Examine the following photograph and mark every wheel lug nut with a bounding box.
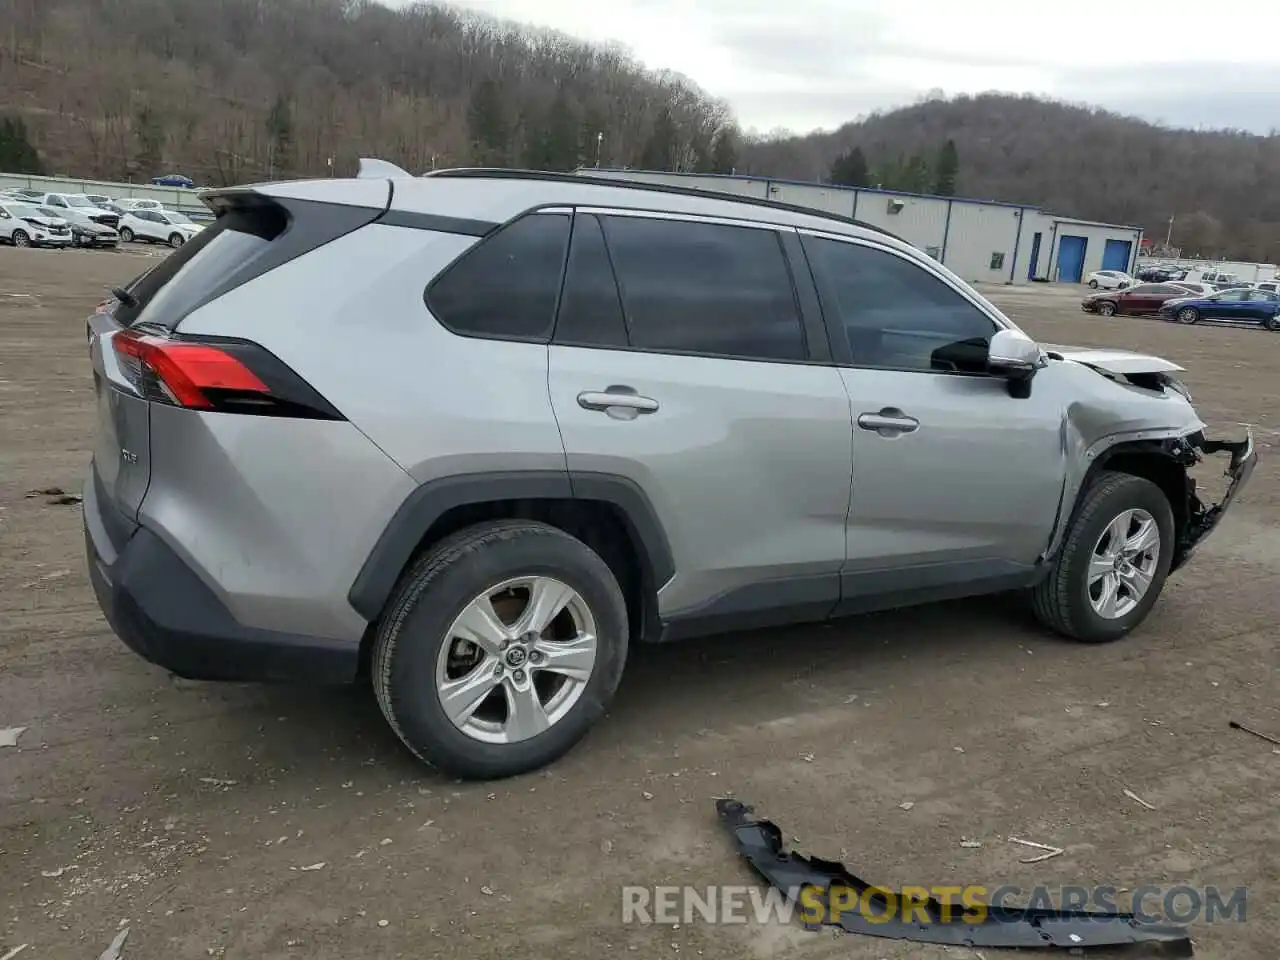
[529,650,543,663]
[493,664,503,677]
[513,669,526,683]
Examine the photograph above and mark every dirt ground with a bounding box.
[0,248,1276,960]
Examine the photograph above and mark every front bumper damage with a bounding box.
[1171,427,1256,571]
[716,799,1193,954]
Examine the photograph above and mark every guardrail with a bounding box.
[0,172,216,220]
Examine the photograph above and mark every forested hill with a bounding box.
[740,94,1280,262]
[0,0,737,185]
[3,2,1276,260]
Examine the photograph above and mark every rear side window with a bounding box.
[598,215,806,361]
[428,213,570,341]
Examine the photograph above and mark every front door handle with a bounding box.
[577,387,660,415]
[857,408,919,436]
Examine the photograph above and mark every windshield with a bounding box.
[65,195,94,207]
[165,212,194,225]
[8,204,42,218]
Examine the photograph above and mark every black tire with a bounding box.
[372,519,629,779]
[1030,471,1175,643]
[12,229,30,248]
[168,233,185,248]
[119,227,134,242]
[1098,301,1117,317]
[1264,314,1280,331]
[1176,306,1199,325]
[1089,279,1099,288]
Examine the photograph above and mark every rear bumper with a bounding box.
[84,468,360,684]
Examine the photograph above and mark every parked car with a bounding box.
[46,207,120,248]
[117,209,203,247]
[110,198,164,214]
[33,193,120,232]
[1087,270,1132,290]
[84,194,114,208]
[1081,283,1192,317]
[1159,288,1280,329]
[1136,266,1186,283]
[1169,281,1214,297]
[1250,280,1280,295]
[0,201,73,247]
[150,174,195,188]
[83,164,1257,779]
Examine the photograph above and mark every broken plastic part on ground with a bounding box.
[714,799,1193,955]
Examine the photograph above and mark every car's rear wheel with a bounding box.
[1089,279,1099,288]
[372,519,629,779]
[1030,471,1174,643]
[119,227,134,242]
[1098,301,1117,316]
[1176,306,1199,324]
[168,233,185,248]
[11,230,30,248]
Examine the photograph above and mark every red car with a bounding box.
[1081,282,1192,317]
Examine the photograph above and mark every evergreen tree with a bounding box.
[709,126,738,174]
[829,146,869,187]
[133,104,166,175]
[266,95,294,177]
[639,107,678,171]
[0,117,43,174]
[468,78,509,166]
[933,138,959,196]
[522,93,580,171]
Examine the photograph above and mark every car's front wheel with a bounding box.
[1264,314,1280,331]
[1030,471,1174,643]
[373,520,629,779]
[1176,306,1199,324]
[1098,301,1117,316]
[11,230,30,248]
[168,233,185,248]
[118,228,134,242]
[1089,279,1099,289]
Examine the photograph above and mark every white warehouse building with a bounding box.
[579,169,1144,287]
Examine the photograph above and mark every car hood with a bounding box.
[23,216,68,228]
[1043,344,1185,375]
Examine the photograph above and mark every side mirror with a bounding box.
[987,329,1042,387]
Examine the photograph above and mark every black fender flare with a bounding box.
[346,470,676,623]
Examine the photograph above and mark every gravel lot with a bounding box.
[1,248,1276,959]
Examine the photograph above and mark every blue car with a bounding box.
[150,174,195,188]
[1158,287,1280,330]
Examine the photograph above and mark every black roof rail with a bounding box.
[424,167,901,241]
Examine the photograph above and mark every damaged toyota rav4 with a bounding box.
[83,163,1257,779]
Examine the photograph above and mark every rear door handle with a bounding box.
[577,388,660,414]
[857,408,919,435]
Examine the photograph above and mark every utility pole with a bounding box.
[1165,215,1175,248]
[595,131,603,168]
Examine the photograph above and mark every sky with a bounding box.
[392,0,1280,136]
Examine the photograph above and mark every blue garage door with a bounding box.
[1057,235,1087,283]
[1102,238,1132,273]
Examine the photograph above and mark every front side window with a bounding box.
[427,213,570,341]
[597,215,807,362]
[802,236,998,373]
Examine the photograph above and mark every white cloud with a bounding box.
[386,0,1280,133]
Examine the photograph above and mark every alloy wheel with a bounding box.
[434,576,598,744]
[1088,508,1160,619]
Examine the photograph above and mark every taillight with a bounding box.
[110,330,343,420]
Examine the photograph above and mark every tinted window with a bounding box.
[1128,284,1159,294]
[428,213,569,340]
[119,205,288,328]
[1148,284,1181,294]
[1216,289,1247,301]
[599,216,806,361]
[802,236,997,373]
[554,214,628,348]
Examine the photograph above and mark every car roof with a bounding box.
[373,167,919,255]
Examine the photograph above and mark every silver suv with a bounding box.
[84,163,1256,779]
